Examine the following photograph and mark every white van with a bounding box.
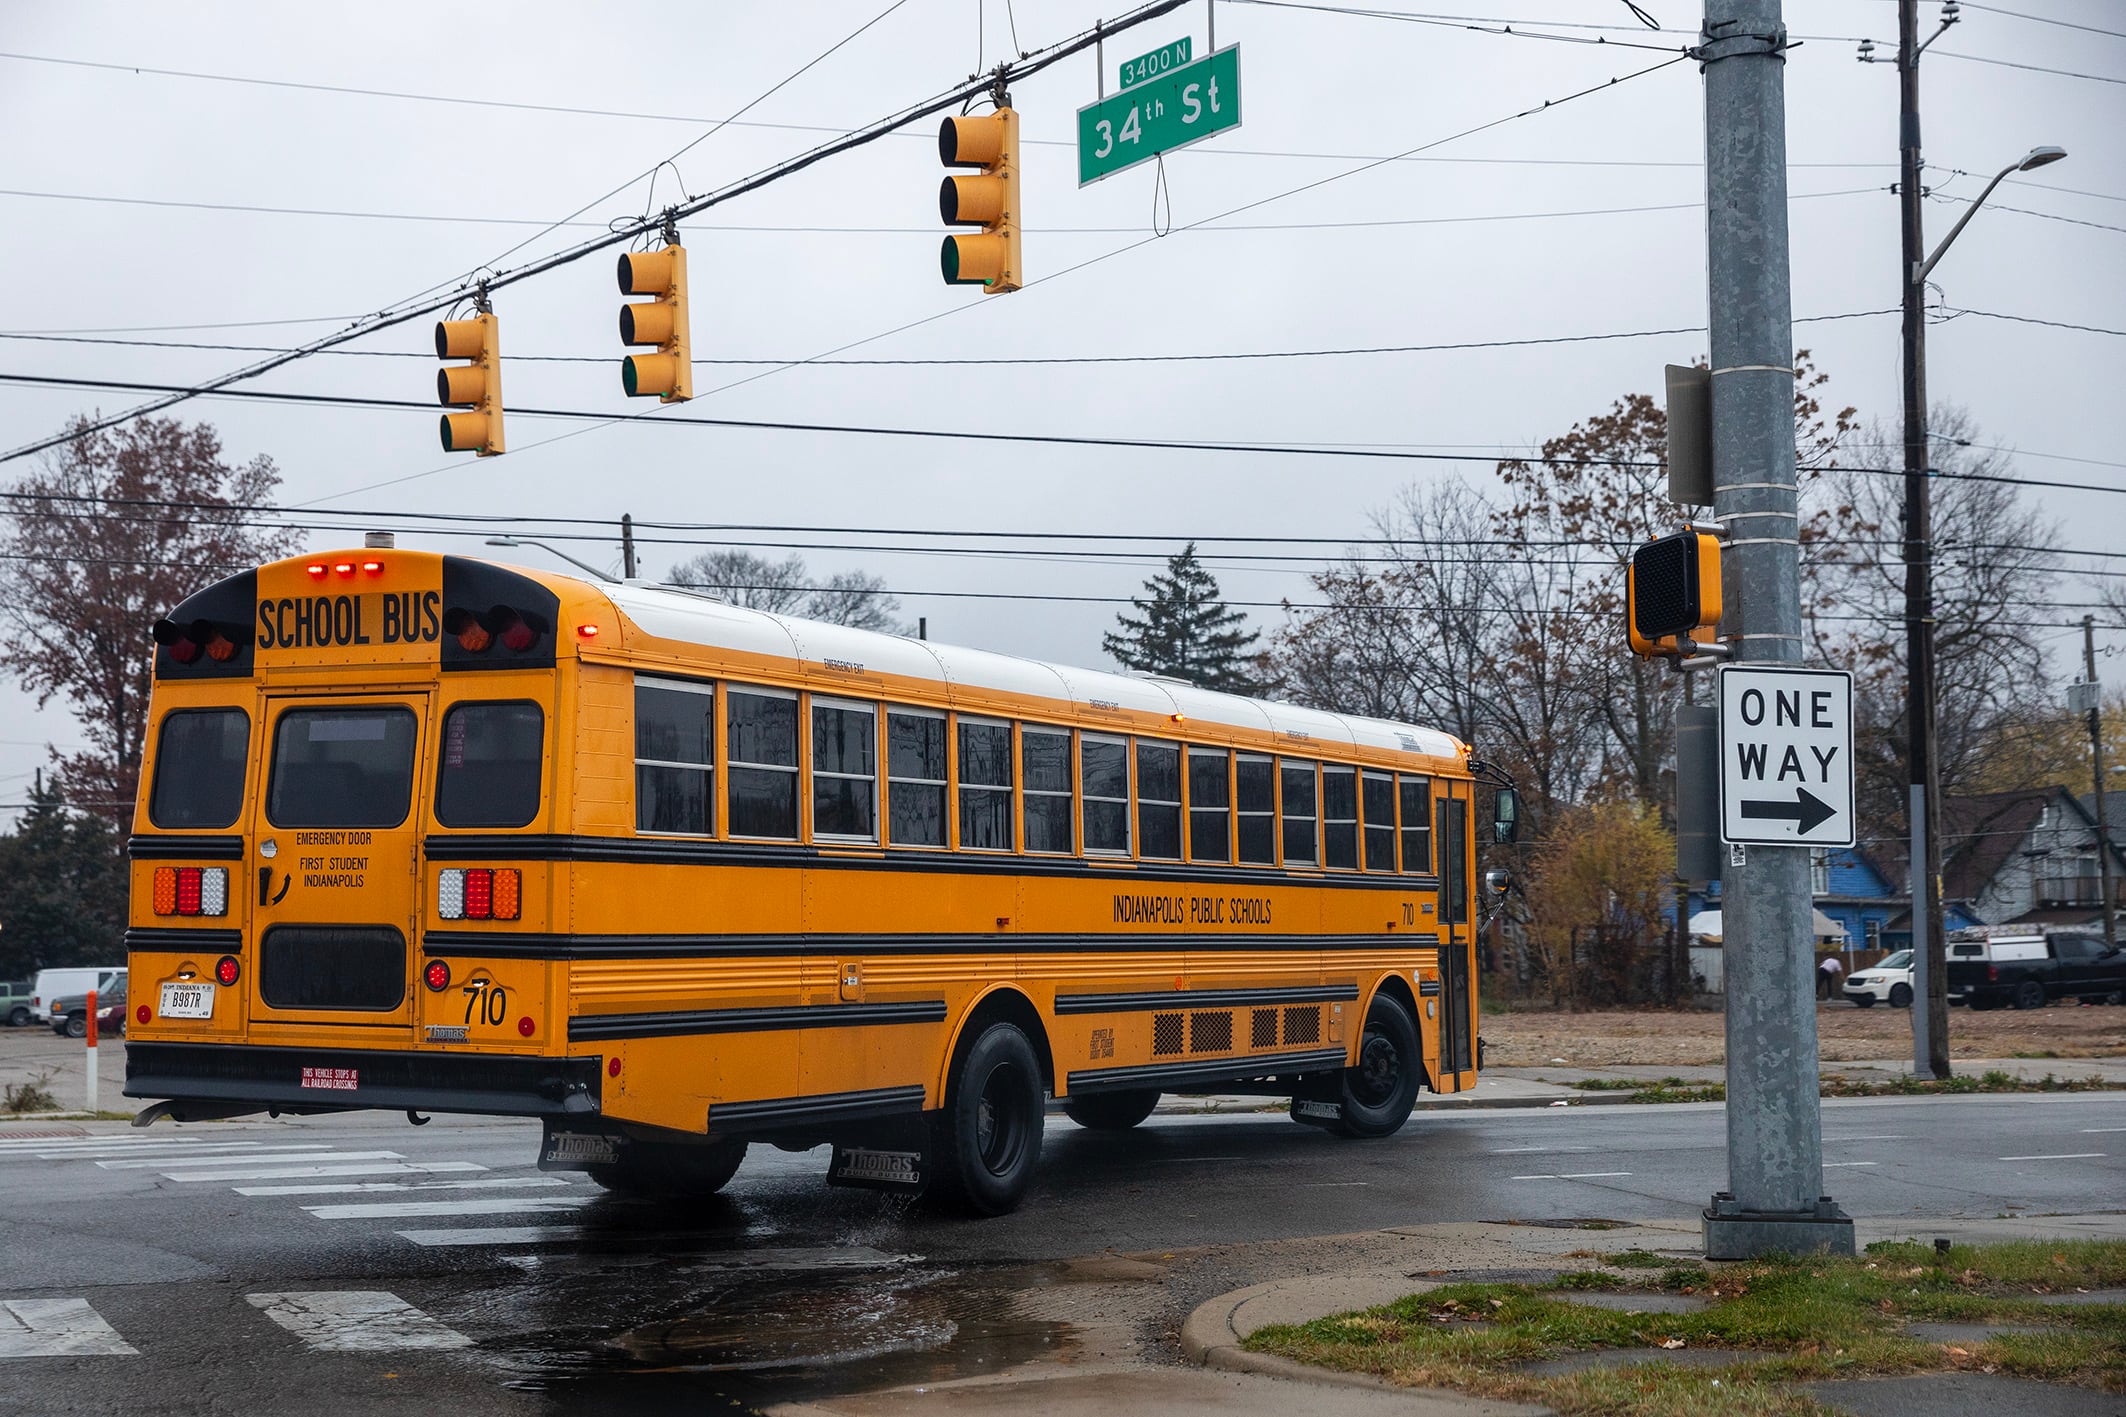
[29,967,126,1025]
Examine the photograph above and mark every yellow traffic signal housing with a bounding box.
[939,107,1021,293]
[435,312,504,456]
[1627,530,1722,658]
[618,244,692,402]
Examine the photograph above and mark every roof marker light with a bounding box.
[361,560,385,575]
[333,562,356,577]
[577,623,599,639]
[306,563,328,579]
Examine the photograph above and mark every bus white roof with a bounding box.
[601,579,1466,763]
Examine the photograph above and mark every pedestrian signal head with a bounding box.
[435,312,504,456]
[1627,530,1722,658]
[938,108,1021,293]
[617,243,691,402]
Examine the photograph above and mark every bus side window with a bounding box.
[958,718,1013,850]
[1362,770,1396,873]
[1081,734,1130,854]
[812,697,877,842]
[1322,765,1358,869]
[1188,748,1231,863]
[438,701,544,829]
[635,678,714,835]
[1136,741,1181,860]
[1399,775,1432,874]
[728,686,799,840]
[1022,726,1074,854]
[887,708,946,847]
[1236,755,1275,864]
[1279,759,1318,866]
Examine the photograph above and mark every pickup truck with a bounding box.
[1947,933,2126,1010]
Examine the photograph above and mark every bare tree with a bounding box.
[665,549,907,633]
[0,416,300,823]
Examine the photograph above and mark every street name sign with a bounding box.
[1077,44,1241,185]
[1718,665,1856,848]
[1119,37,1191,89]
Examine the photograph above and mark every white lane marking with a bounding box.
[1998,1152,2106,1162]
[397,1226,584,1247]
[1303,1181,1371,1188]
[246,1292,471,1352]
[237,1176,572,1198]
[303,1195,594,1221]
[1490,1146,1591,1154]
[2080,1128,2126,1134]
[1511,1171,1631,1181]
[167,1162,486,1183]
[0,1136,204,1152]
[1823,1161,1879,1168]
[1828,1135,1907,1142]
[0,1298,138,1357]
[1152,1156,1244,1163]
[96,1147,342,1169]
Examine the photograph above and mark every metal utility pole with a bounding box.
[1897,0,1951,1080]
[2084,616,2119,951]
[1699,0,1852,1259]
[621,513,638,580]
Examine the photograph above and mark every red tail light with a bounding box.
[425,960,453,991]
[1987,964,1998,982]
[153,866,228,917]
[517,1016,535,1037]
[463,869,493,919]
[135,1004,151,1025]
[175,869,203,915]
[215,955,241,987]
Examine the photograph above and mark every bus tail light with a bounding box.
[438,868,520,921]
[152,867,228,917]
[425,960,452,991]
[517,1016,535,1037]
[215,955,241,987]
[135,1004,151,1026]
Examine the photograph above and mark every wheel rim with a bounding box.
[974,1061,1030,1176]
[1350,1028,1403,1109]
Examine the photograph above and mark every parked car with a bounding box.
[28,966,126,1026]
[49,978,126,1040]
[1947,933,2126,1011]
[2,980,31,1028]
[1843,949,1915,1008]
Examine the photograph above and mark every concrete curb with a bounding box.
[1178,1280,1406,1393]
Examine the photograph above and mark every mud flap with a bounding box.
[1290,1097,1344,1130]
[538,1121,625,1172]
[825,1116,931,1194]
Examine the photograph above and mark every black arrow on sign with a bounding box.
[1740,787,1837,834]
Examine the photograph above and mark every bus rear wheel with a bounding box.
[587,1138,747,1199]
[1335,993,1422,1139]
[1063,1089,1159,1131]
[934,1021,1045,1216]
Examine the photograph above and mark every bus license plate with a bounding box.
[159,982,216,1019]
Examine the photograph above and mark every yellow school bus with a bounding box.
[124,545,1514,1213]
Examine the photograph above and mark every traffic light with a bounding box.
[435,310,504,456]
[939,107,1021,293]
[617,244,692,402]
[1627,530,1723,658]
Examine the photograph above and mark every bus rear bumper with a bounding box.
[124,1042,602,1120]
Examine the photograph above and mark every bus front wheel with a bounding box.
[934,1021,1045,1216]
[587,1138,747,1199]
[1335,994,1422,1139]
[1063,1089,1159,1131]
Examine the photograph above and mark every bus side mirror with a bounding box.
[1484,868,1511,897]
[1493,788,1520,845]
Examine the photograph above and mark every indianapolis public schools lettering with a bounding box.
[1113,893,1274,925]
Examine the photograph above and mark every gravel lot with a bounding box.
[1481,999,2126,1067]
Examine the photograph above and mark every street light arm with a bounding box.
[1913,161,2016,285]
[483,536,616,582]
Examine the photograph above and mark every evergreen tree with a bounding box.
[1102,543,1264,694]
[0,773,125,979]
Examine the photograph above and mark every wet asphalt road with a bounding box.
[1,1091,2121,1415]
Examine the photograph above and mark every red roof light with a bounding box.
[306,563,328,579]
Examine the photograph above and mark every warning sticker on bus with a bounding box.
[300,1066,359,1091]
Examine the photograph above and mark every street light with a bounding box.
[1898,117,2068,1079]
[484,536,615,582]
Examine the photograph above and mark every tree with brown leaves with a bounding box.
[0,416,301,825]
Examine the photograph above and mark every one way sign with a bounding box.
[1718,665,1855,848]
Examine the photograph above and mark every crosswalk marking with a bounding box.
[235,1176,572,1198]
[95,1146,341,1170]
[0,1299,137,1357]
[397,1226,585,1247]
[246,1292,471,1352]
[303,1195,593,1221]
[166,1161,486,1183]
[0,1135,188,1152]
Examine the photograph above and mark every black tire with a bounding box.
[1062,1089,1159,1131]
[6,1005,27,1028]
[586,1138,746,1199]
[934,1021,1045,1216]
[2013,979,2047,1011]
[63,1014,85,1039]
[1850,994,1876,1009]
[1888,983,1913,1009]
[1335,993,1423,1139]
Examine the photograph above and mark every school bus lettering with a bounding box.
[129,547,1495,1218]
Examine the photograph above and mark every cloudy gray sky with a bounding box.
[0,0,2119,811]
